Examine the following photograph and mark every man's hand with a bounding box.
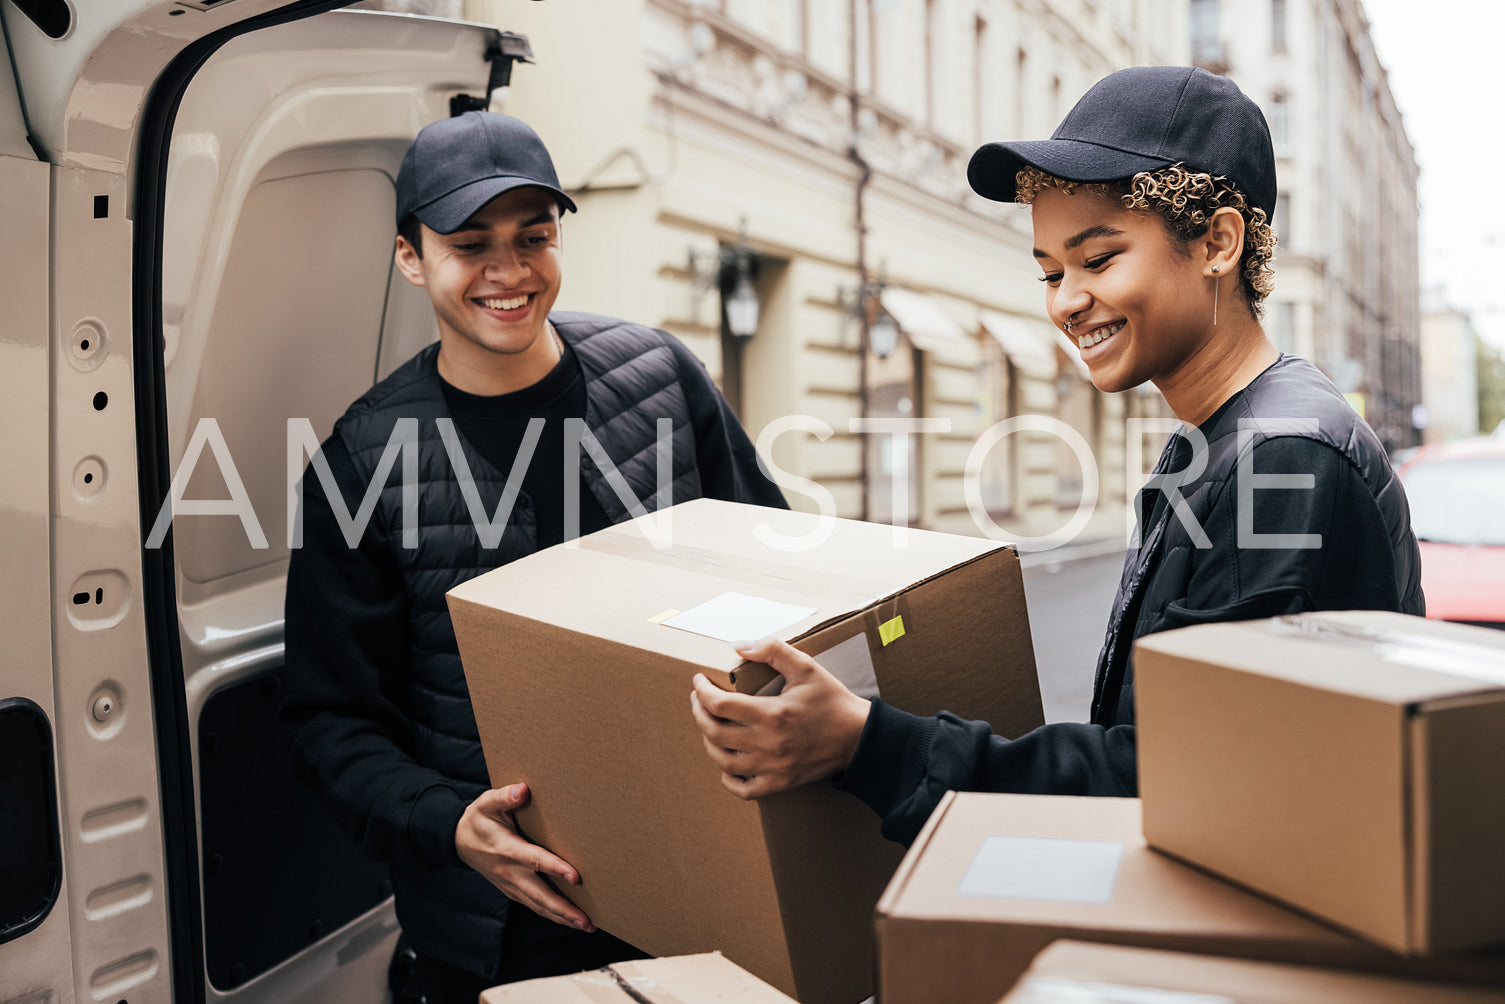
[455,783,594,932]
[690,637,872,800]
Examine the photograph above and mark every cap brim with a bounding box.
[415,175,579,233]
[968,139,1174,203]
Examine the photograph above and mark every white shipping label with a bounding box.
[757,631,881,700]
[957,835,1123,904]
[661,591,817,644]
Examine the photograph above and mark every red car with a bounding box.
[1398,437,1505,628]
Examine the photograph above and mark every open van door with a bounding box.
[0,3,523,1001]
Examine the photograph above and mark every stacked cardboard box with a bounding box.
[479,953,797,1003]
[1136,611,1505,953]
[449,499,1045,1004]
[999,941,1505,1003]
[875,792,1505,1004]
[877,613,1505,1002]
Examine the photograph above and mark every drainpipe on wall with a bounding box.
[849,0,873,522]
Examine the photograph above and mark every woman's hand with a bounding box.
[690,637,872,800]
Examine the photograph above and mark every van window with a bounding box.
[0,698,62,944]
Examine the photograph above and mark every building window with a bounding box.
[785,0,807,57]
[866,343,923,528]
[974,15,989,144]
[1272,301,1297,354]
[977,343,1016,515]
[1190,0,1223,68]
[1055,362,1097,509]
[926,0,941,128]
[1269,93,1289,155]
[1271,0,1287,53]
[1275,192,1291,249]
[1015,47,1028,136]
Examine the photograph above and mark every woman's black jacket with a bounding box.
[834,355,1425,846]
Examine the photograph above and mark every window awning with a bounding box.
[880,287,968,353]
[979,310,1056,375]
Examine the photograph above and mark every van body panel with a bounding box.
[4,2,507,1001]
[0,152,77,1004]
[161,10,489,1004]
[51,160,179,1004]
[3,0,314,174]
[0,39,31,157]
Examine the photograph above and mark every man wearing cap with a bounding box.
[689,66,1420,845]
[281,112,785,1002]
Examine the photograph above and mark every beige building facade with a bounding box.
[1192,0,1422,453]
[455,0,1186,545]
[1419,297,1481,444]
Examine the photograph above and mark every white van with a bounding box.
[0,3,530,1001]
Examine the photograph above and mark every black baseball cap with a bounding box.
[395,111,577,234]
[968,66,1276,222]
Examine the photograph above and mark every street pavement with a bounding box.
[1021,547,1128,723]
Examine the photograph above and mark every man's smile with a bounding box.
[474,293,534,316]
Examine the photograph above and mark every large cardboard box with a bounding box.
[479,953,797,1003]
[874,793,1505,1004]
[1135,611,1505,955]
[448,499,1044,1004]
[1000,941,1505,1003]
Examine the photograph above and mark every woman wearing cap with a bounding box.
[690,66,1423,845]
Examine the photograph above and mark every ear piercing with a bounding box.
[1211,266,1220,325]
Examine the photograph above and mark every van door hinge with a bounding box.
[450,32,534,116]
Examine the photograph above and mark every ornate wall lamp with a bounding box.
[690,219,760,340]
[839,280,898,359]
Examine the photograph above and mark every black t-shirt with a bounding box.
[439,340,612,547]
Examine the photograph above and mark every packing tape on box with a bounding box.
[557,967,692,1004]
[557,970,631,1004]
[1013,976,1235,1004]
[1273,615,1505,686]
[579,532,883,609]
[608,967,690,1004]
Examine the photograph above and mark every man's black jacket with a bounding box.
[281,314,786,978]
[835,355,1424,845]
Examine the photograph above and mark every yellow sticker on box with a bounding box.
[879,615,906,646]
[647,609,681,624]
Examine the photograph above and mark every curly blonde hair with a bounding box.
[1015,164,1276,318]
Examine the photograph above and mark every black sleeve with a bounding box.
[667,337,788,509]
[835,705,1137,845]
[280,437,473,870]
[833,437,1393,846]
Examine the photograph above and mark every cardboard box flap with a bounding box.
[596,499,1004,592]
[1135,612,1505,706]
[881,795,1356,949]
[479,953,799,1003]
[609,953,799,1003]
[1409,698,1505,952]
[448,500,1011,673]
[1009,941,1505,1004]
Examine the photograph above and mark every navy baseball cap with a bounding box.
[968,66,1277,222]
[395,112,577,234]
